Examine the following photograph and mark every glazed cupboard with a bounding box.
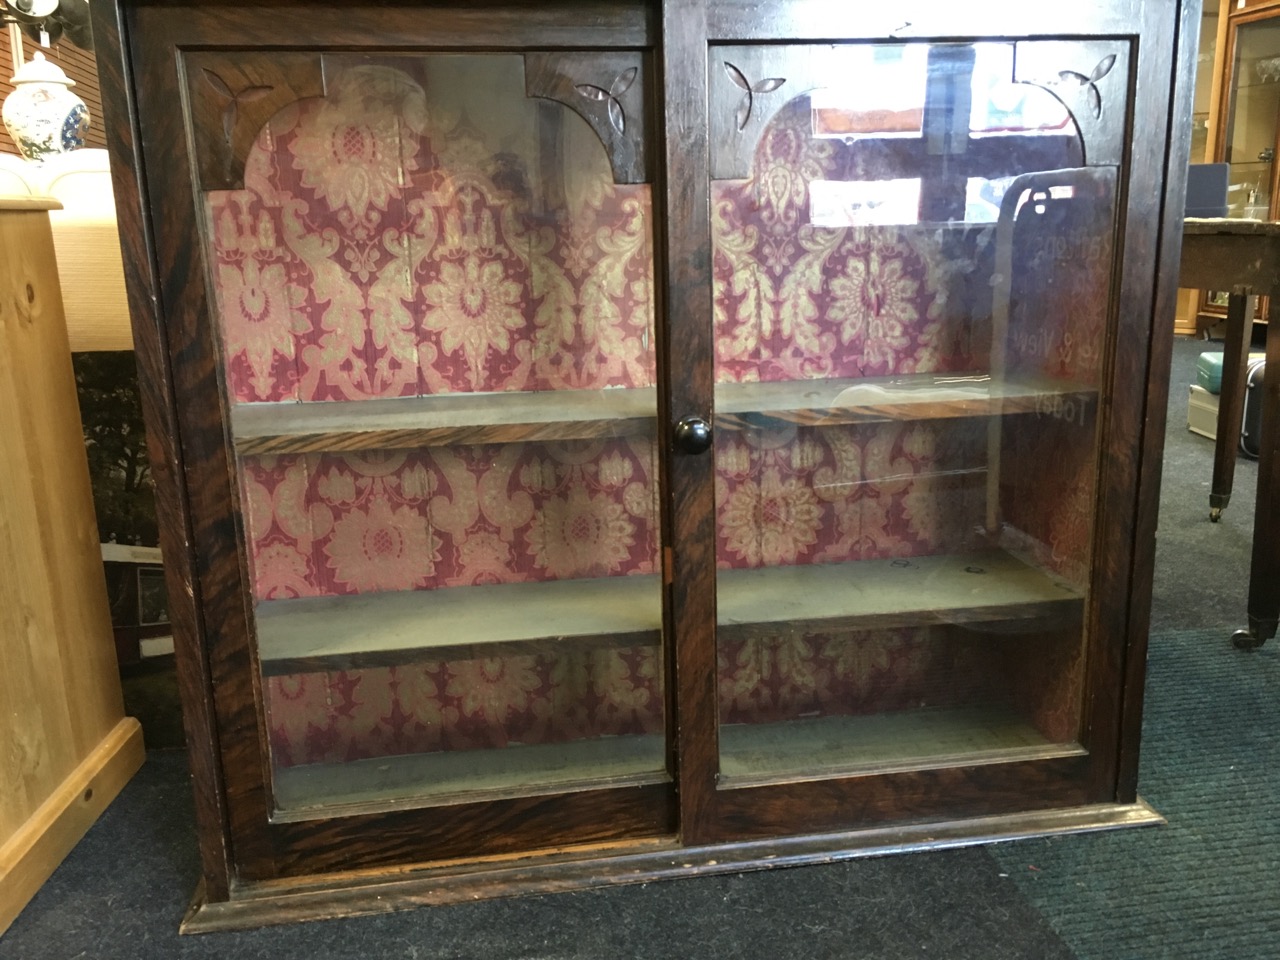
[92,0,1196,929]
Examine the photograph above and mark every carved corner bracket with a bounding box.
[711,47,813,181]
[524,52,650,185]
[184,52,325,192]
[1014,40,1131,168]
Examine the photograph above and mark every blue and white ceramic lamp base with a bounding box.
[2,52,90,162]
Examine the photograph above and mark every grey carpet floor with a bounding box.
[1151,337,1258,634]
[0,750,1073,959]
[992,628,1280,959]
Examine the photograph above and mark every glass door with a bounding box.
[706,41,1121,790]
[1223,16,1280,220]
[194,52,667,818]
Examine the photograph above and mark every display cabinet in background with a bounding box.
[93,0,1197,931]
[1191,4,1222,165]
[1194,0,1280,330]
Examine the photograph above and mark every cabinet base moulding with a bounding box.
[180,798,1162,934]
[0,718,146,934]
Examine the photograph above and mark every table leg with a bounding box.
[1234,290,1280,650]
[1210,291,1253,521]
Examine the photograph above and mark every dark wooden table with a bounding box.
[1180,219,1280,648]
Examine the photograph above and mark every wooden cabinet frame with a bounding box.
[91,0,1197,931]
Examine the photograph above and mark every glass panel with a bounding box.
[1226,18,1280,218]
[1191,9,1220,164]
[198,54,664,816]
[712,42,1116,784]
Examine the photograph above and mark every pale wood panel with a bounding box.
[0,718,143,934]
[1174,287,1201,335]
[0,197,60,211]
[0,204,131,839]
[256,574,663,674]
[0,461,73,838]
[273,733,667,819]
[716,373,1096,428]
[0,152,135,350]
[717,549,1082,639]
[232,388,658,454]
[0,207,132,900]
[718,706,1084,787]
[0,208,123,748]
[0,209,83,834]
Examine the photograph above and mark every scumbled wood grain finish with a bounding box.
[96,0,1190,918]
[181,799,1162,933]
[658,0,719,846]
[715,375,1097,430]
[129,12,286,880]
[708,753,1097,842]
[109,0,677,891]
[266,783,675,877]
[700,0,1169,838]
[91,0,238,902]
[230,388,658,454]
[228,375,1095,455]
[135,1,655,51]
[1074,0,1187,805]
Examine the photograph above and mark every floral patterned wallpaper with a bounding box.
[711,100,1002,385]
[242,440,660,600]
[208,62,655,405]
[203,60,1107,781]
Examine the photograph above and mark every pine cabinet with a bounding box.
[93,0,1196,931]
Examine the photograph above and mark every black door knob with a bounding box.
[673,416,713,455]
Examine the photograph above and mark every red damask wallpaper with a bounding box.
[204,60,1107,777]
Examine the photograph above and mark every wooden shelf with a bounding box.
[716,549,1081,639]
[255,549,1075,676]
[231,387,658,455]
[230,374,1095,456]
[272,704,1078,817]
[715,373,1095,430]
[718,705,1083,787]
[271,733,668,820]
[255,574,662,676]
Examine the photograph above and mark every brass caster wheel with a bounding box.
[1210,507,1223,523]
[1232,628,1264,650]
